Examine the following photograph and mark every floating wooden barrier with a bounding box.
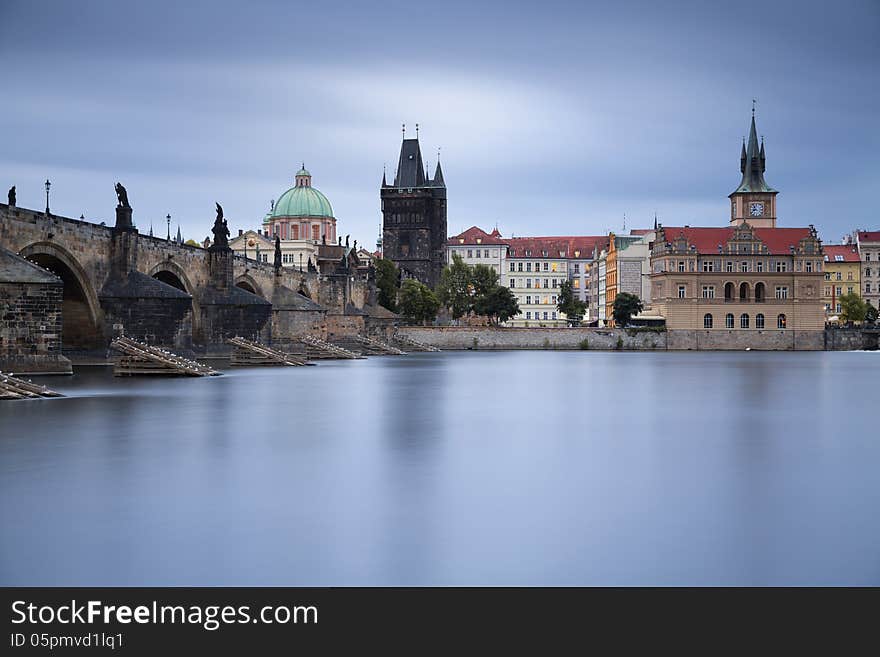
[351,335,407,356]
[110,336,221,377]
[0,371,64,400]
[300,335,363,360]
[392,334,441,352]
[227,336,310,366]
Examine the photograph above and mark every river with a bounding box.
[1,351,878,585]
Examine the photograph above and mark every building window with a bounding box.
[518,262,523,272]
[867,283,872,294]
[866,268,872,278]
[726,261,733,272]
[509,262,515,271]
[836,286,842,296]
[836,303,841,313]
[775,286,789,299]
[725,313,734,329]
[574,263,580,273]
[509,279,515,288]
[702,285,715,299]
[543,279,549,288]
[526,295,531,305]
[756,313,765,329]
[526,279,531,288]
[740,313,749,329]
[552,295,557,304]
[806,261,813,273]
[485,250,489,258]
[755,282,765,302]
[678,261,685,272]
[847,271,853,281]
[702,261,715,272]
[543,312,549,320]
[704,313,713,329]
[526,263,531,272]
[543,262,549,271]
[573,279,580,289]
[552,312,557,320]
[757,260,764,272]
[777,314,787,329]
[836,272,842,281]
[824,272,831,280]
[848,287,854,294]
[678,285,686,298]
[526,312,531,320]
[740,261,748,272]
[724,282,735,301]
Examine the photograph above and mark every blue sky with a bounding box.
[1,0,877,246]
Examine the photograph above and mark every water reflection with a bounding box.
[1,353,878,585]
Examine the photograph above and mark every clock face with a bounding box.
[750,202,764,217]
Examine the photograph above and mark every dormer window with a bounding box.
[476,238,482,244]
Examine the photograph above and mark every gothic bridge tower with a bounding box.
[380,125,447,288]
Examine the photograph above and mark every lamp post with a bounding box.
[166,214,171,241]
[44,179,51,214]
[299,253,303,272]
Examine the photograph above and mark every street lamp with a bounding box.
[166,214,171,241]
[299,253,303,272]
[44,179,51,214]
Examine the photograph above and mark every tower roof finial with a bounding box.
[752,98,756,116]
[402,122,406,137]
[415,123,419,138]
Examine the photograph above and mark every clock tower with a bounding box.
[729,107,777,228]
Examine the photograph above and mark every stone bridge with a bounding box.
[1,201,388,364]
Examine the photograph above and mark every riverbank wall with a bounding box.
[394,326,850,351]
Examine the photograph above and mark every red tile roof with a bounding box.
[857,231,880,242]
[823,244,860,262]
[660,226,814,255]
[507,236,606,259]
[447,226,508,246]
[629,229,654,236]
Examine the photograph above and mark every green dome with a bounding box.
[271,184,333,219]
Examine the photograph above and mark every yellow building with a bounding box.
[822,244,861,318]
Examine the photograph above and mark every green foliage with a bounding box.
[436,254,519,324]
[557,280,587,325]
[579,338,590,350]
[473,285,520,325]
[866,301,878,324]
[615,336,624,350]
[398,279,440,324]
[839,292,867,323]
[436,254,473,319]
[612,292,644,328]
[184,239,201,247]
[375,258,399,313]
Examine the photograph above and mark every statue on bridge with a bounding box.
[273,235,282,271]
[211,202,230,249]
[115,182,131,209]
[7,186,15,206]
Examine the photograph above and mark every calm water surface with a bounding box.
[1,351,878,585]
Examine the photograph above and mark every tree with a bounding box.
[839,292,867,323]
[474,285,520,325]
[612,292,643,327]
[436,254,473,319]
[557,279,587,325]
[184,239,201,248]
[471,264,499,298]
[866,301,878,325]
[375,258,399,313]
[398,279,440,324]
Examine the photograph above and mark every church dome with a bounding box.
[270,166,334,219]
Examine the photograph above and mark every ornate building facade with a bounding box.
[649,111,825,345]
[381,129,447,288]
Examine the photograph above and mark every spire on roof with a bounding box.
[392,130,426,187]
[432,159,445,187]
[653,213,658,230]
[732,105,775,194]
[176,225,182,244]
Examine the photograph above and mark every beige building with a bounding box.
[821,244,861,318]
[856,231,880,309]
[650,110,825,339]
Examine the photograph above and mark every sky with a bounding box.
[1,0,878,246]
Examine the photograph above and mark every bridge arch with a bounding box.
[147,260,200,329]
[234,274,266,299]
[19,242,103,350]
